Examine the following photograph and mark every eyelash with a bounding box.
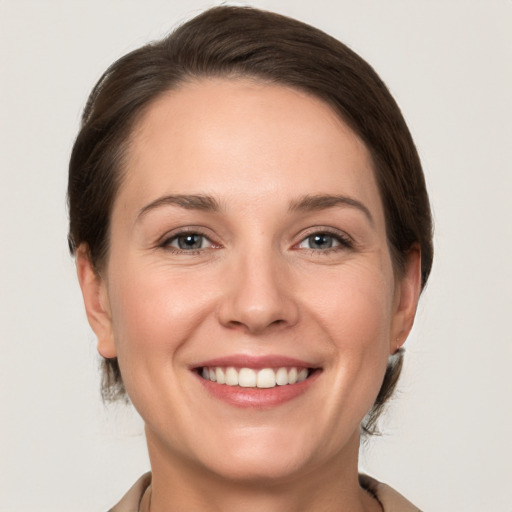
[158,228,354,255]
[159,229,217,255]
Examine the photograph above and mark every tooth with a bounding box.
[288,367,298,384]
[276,367,288,386]
[202,365,307,387]
[238,368,257,387]
[225,367,238,386]
[257,368,276,388]
[215,367,226,384]
[297,368,308,382]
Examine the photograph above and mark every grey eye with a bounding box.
[170,234,209,250]
[300,233,339,250]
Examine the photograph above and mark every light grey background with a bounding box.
[1,1,511,510]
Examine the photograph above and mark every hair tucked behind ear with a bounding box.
[100,358,127,402]
[362,349,404,436]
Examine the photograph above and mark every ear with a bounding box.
[390,244,422,354]
[76,245,117,359]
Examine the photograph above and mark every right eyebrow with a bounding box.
[136,194,222,222]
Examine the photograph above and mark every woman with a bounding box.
[69,6,432,511]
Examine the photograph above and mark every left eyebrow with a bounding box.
[288,194,374,225]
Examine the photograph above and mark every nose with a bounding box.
[217,250,299,335]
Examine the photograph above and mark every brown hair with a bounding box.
[68,6,433,434]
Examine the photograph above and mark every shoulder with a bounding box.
[108,473,151,512]
[359,474,423,512]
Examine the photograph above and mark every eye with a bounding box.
[165,233,212,251]
[297,231,351,251]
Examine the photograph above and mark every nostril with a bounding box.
[227,320,245,329]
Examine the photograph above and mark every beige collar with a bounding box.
[109,472,422,512]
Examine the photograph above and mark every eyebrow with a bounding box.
[136,192,373,225]
[137,194,222,221]
[288,194,374,225]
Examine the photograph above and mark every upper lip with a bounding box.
[191,354,319,370]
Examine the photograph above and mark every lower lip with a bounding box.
[195,371,320,409]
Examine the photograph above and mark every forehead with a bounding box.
[117,78,383,224]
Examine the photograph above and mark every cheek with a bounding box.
[306,262,395,407]
[306,258,395,345]
[322,286,392,379]
[107,263,217,370]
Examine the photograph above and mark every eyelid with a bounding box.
[297,226,353,242]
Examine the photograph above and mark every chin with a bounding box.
[188,423,330,485]
[202,449,309,484]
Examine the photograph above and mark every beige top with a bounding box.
[108,473,422,512]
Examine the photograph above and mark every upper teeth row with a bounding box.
[201,367,309,388]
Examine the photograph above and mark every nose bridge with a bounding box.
[218,238,298,333]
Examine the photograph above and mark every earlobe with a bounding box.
[75,245,117,359]
[391,245,422,354]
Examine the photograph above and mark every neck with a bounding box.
[144,430,381,512]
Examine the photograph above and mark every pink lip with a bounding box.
[191,354,317,370]
[191,354,321,409]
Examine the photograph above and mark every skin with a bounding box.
[77,78,421,512]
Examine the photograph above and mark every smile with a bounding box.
[200,366,310,388]
[193,356,320,407]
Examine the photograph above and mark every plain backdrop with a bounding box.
[1,1,511,511]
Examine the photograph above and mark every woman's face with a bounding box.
[79,78,419,482]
